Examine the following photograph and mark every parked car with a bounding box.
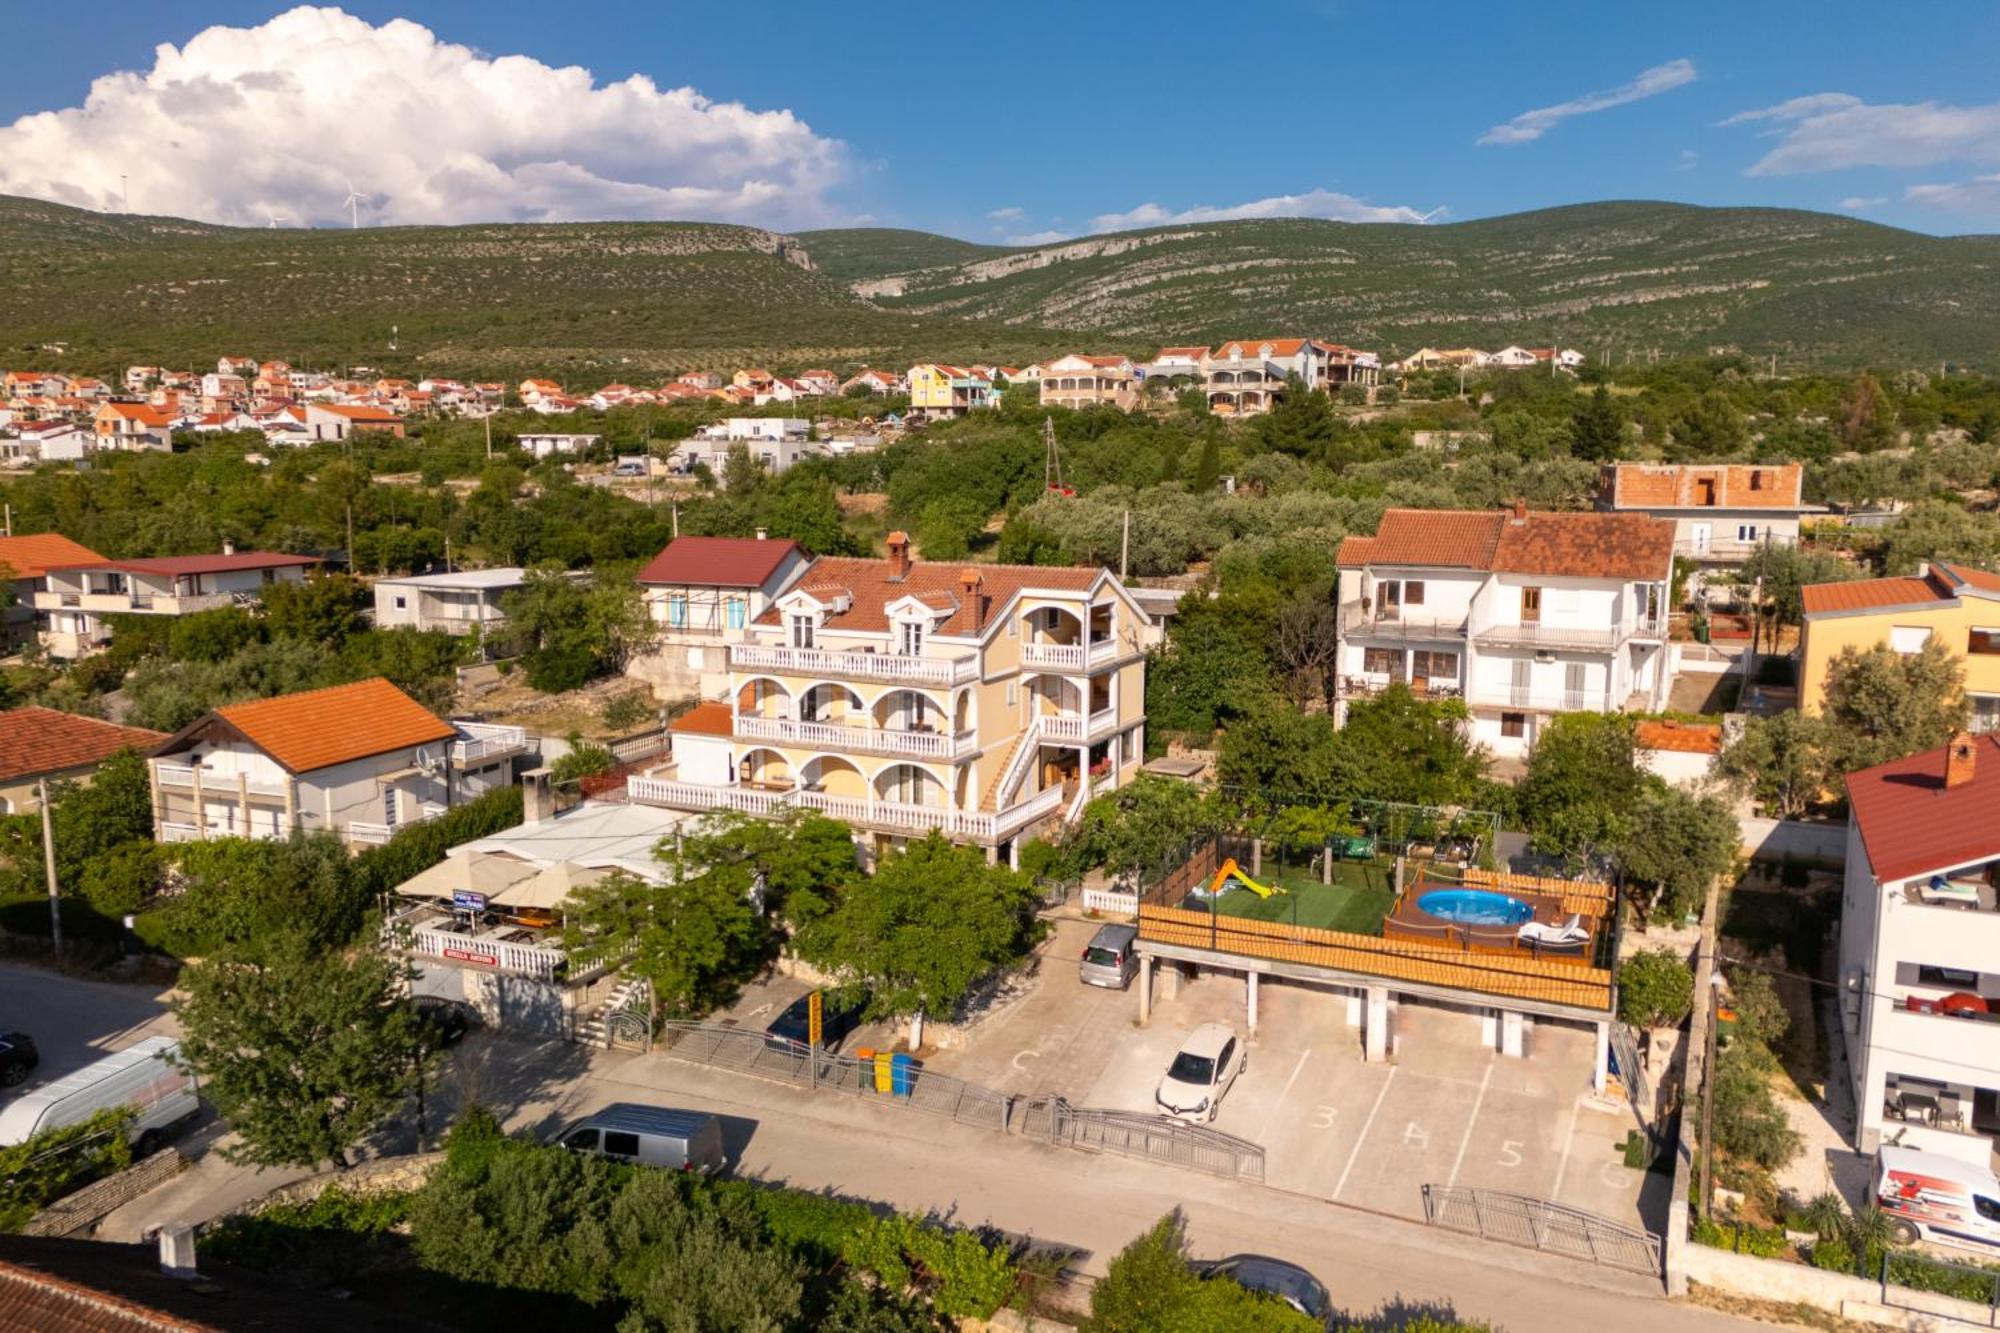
[1079,923,1139,990]
[1876,1143,2000,1252]
[413,998,478,1050]
[556,1103,726,1174]
[611,459,648,477]
[0,1032,38,1088]
[0,1037,198,1155]
[1155,1022,1246,1122]
[765,990,868,1051]
[1192,1254,1334,1327]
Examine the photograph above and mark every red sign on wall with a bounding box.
[443,947,499,967]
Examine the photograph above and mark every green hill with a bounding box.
[3,195,1997,377]
[811,202,2000,369]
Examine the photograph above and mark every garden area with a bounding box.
[1201,857,1398,935]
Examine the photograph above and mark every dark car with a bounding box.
[1192,1254,1333,1327]
[0,1033,35,1088]
[413,998,478,1051]
[765,991,867,1052]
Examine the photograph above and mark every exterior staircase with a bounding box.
[982,721,1040,812]
[576,975,650,1046]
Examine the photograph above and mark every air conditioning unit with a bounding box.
[1534,650,1556,664]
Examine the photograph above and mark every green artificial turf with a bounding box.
[1204,859,1397,935]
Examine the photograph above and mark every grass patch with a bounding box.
[1206,859,1396,934]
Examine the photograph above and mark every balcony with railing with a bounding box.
[1470,616,1666,651]
[1020,636,1120,672]
[152,762,290,798]
[1463,685,1612,713]
[451,723,529,765]
[628,775,1065,844]
[1042,706,1120,742]
[733,714,978,762]
[1335,675,1462,701]
[729,642,979,687]
[33,588,237,616]
[1338,603,1469,640]
[385,903,571,983]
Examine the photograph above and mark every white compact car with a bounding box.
[1155,1022,1246,1122]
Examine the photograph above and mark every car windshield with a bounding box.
[1167,1051,1216,1085]
[1084,947,1122,966]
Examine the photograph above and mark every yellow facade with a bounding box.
[1799,598,2000,714]
[906,365,954,413]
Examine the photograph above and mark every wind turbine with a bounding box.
[262,208,287,229]
[341,178,364,230]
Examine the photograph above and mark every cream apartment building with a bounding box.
[630,533,1161,863]
[1038,354,1141,411]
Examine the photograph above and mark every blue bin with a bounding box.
[890,1052,918,1097]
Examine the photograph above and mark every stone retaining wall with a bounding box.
[22,1149,188,1237]
[206,1152,445,1227]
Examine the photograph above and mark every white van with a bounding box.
[1876,1144,2000,1252]
[556,1103,726,1174]
[0,1037,200,1155]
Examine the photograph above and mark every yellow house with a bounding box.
[905,364,993,417]
[1798,563,2000,728]
[629,532,1164,865]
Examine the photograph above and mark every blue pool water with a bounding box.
[1416,889,1534,927]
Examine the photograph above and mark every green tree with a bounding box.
[662,808,858,926]
[1670,390,1747,458]
[1071,777,1225,886]
[1619,948,1695,1030]
[1822,638,1969,769]
[1618,781,1739,920]
[1217,698,1351,805]
[1838,372,1894,451]
[1738,543,1864,625]
[1568,384,1625,462]
[262,571,367,646]
[1337,686,1487,807]
[173,927,426,1169]
[156,834,367,959]
[1880,501,2000,576]
[793,833,1037,1045]
[501,563,648,693]
[1716,711,1837,818]
[1085,1211,1320,1332]
[168,607,264,663]
[562,867,768,1019]
[914,495,988,561]
[1516,713,1643,865]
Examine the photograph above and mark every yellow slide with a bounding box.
[1209,857,1282,899]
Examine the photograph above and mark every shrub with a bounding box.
[1618,948,1694,1030]
[0,1107,134,1231]
[1809,1236,1854,1272]
[1691,1214,1791,1258]
[599,689,653,733]
[550,740,614,784]
[78,840,163,918]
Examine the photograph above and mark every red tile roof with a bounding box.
[44,551,320,578]
[1940,563,2000,596]
[670,701,733,737]
[1801,572,1950,616]
[0,534,105,579]
[0,708,165,784]
[756,556,1099,635]
[1635,720,1722,755]
[1214,338,1307,358]
[1847,734,2000,883]
[201,678,457,774]
[1337,507,1673,580]
[97,403,174,427]
[636,536,801,588]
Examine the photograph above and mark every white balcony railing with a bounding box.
[158,821,200,843]
[729,642,979,687]
[1020,638,1120,672]
[627,778,795,816]
[1041,707,1119,742]
[1338,604,1469,639]
[346,821,396,845]
[733,715,978,761]
[628,776,1065,844]
[1471,618,1666,651]
[451,723,528,764]
[152,763,290,798]
[1335,675,1462,701]
[403,925,567,982]
[1463,687,1613,713]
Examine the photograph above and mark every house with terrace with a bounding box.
[1334,503,1676,757]
[0,532,104,653]
[1038,354,1140,411]
[146,677,527,848]
[1599,462,1820,566]
[1799,562,2000,731]
[1840,732,2000,1166]
[33,546,320,658]
[630,534,809,697]
[629,532,1162,865]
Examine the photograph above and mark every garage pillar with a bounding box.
[1138,956,1152,1026]
[1592,1020,1610,1095]
[1479,1010,1498,1050]
[1341,988,1360,1026]
[1246,970,1259,1035]
[1501,1010,1526,1059]
[1166,960,1182,1000]
[1363,986,1390,1061]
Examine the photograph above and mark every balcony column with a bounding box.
[189,764,206,840]
[1593,1020,1610,1095]
[1363,986,1390,1061]
[284,779,298,836]
[1138,955,1152,1026]
[1246,969,1259,1036]
[237,772,250,838]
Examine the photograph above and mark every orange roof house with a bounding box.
[0,707,165,809]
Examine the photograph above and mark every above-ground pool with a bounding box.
[1416,888,1534,927]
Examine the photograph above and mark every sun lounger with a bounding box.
[1517,913,1589,946]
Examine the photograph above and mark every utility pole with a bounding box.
[345,502,355,568]
[483,412,492,462]
[671,502,680,538]
[2,502,11,537]
[37,780,60,960]
[1120,509,1130,579]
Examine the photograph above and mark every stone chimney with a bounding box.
[886,531,912,580]
[755,526,768,541]
[522,767,555,824]
[1946,731,1979,790]
[158,1224,198,1278]
[959,568,987,629]
[1510,498,1528,524]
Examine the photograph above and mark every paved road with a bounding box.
[3,962,1755,1330]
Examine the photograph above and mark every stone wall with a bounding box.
[1682,1242,1995,1330]
[21,1148,188,1237]
[206,1152,445,1227]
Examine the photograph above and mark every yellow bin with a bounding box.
[873,1050,895,1093]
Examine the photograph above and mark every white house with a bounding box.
[518,433,602,459]
[1334,504,1676,757]
[628,534,810,695]
[1600,462,1822,565]
[717,418,809,442]
[1840,733,2000,1165]
[373,567,529,636]
[34,547,320,658]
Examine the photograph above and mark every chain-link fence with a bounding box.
[1422,1185,1662,1275]
[1017,1096,1265,1181]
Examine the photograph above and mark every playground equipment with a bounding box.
[1200,857,1282,900]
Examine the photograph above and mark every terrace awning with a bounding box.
[394,852,536,901]
[490,860,612,911]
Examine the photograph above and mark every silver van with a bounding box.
[556,1103,726,1174]
[1080,923,1140,989]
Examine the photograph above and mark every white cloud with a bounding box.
[985,206,1025,223]
[0,6,848,229]
[1674,149,1699,172]
[1905,175,2000,216]
[1479,59,1697,146]
[1837,195,1887,211]
[1720,92,2000,176]
[1088,188,1443,232]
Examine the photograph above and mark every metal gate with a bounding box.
[606,1010,652,1053]
[1421,1185,1661,1275]
[1610,1021,1651,1109]
[1018,1096,1265,1182]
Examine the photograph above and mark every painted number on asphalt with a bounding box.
[1497,1140,1523,1168]
[1403,1122,1429,1148]
[1312,1105,1338,1129]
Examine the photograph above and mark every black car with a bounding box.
[1192,1254,1334,1327]
[764,991,867,1051]
[413,998,478,1051]
[0,1032,37,1088]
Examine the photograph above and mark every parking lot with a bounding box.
[926,917,1654,1228]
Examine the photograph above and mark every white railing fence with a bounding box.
[729,643,977,687]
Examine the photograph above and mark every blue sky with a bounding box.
[4,2,1998,239]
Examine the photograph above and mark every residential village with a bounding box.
[6,335,2000,1329]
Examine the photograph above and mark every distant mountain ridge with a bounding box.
[0,194,1994,376]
